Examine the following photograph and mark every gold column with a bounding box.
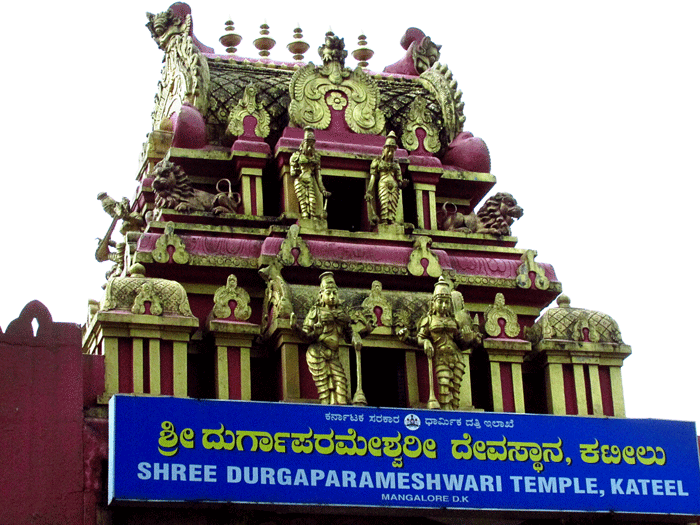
[458,350,474,409]
[545,362,567,415]
[216,346,229,400]
[512,363,525,413]
[573,363,588,415]
[405,351,420,407]
[588,363,604,416]
[240,346,251,400]
[609,365,626,417]
[281,342,301,401]
[483,341,529,413]
[149,339,161,396]
[278,165,298,217]
[103,337,119,398]
[240,167,264,216]
[489,360,503,412]
[413,183,437,230]
[173,341,188,397]
[132,338,144,394]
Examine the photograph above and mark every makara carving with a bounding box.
[147,7,210,128]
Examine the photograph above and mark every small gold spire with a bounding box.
[219,20,242,54]
[253,23,276,58]
[287,26,310,62]
[352,33,374,68]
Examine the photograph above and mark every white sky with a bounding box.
[1,1,698,426]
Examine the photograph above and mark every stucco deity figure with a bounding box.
[303,272,361,405]
[290,127,329,219]
[365,132,406,224]
[417,277,479,410]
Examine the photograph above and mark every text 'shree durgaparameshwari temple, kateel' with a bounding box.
[1,3,699,524]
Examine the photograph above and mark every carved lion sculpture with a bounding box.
[151,160,241,215]
[441,192,523,236]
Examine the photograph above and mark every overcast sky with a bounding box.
[1,1,698,426]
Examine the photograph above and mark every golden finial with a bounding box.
[287,26,310,61]
[253,23,276,58]
[352,33,374,68]
[219,20,242,54]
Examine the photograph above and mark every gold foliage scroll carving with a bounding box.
[484,293,520,338]
[212,274,252,321]
[401,97,441,153]
[516,249,550,290]
[408,236,442,278]
[152,222,189,264]
[288,65,385,134]
[227,83,271,138]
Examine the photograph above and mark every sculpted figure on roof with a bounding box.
[303,272,362,405]
[417,277,480,410]
[365,132,407,225]
[290,128,328,220]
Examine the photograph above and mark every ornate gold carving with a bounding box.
[416,277,479,410]
[290,128,328,219]
[132,281,163,315]
[312,259,408,275]
[152,222,189,264]
[147,9,210,128]
[96,193,145,280]
[484,293,520,338]
[212,274,252,321]
[516,249,550,290]
[259,259,295,326]
[441,193,523,235]
[408,236,442,277]
[288,32,385,134]
[302,272,362,405]
[419,63,465,144]
[362,280,392,328]
[365,132,407,225]
[227,83,271,138]
[279,224,313,267]
[152,160,241,215]
[527,295,624,345]
[102,264,194,317]
[401,97,440,153]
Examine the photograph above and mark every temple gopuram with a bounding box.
[1,4,698,524]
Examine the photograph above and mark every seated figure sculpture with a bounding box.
[417,277,479,410]
[290,127,329,220]
[365,132,406,224]
[302,272,361,405]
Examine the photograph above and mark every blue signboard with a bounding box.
[109,395,700,516]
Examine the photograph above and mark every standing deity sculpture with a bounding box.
[417,277,480,410]
[290,127,329,220]
[302,272,362,405]
[365,132,407,224]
